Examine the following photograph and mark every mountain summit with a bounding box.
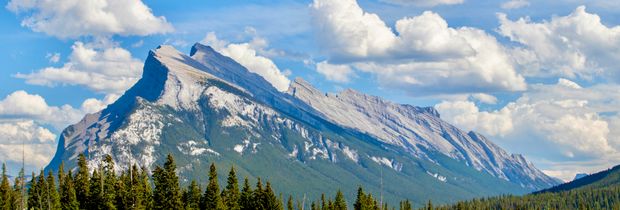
[46,43,560,204]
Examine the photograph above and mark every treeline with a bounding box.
[436,185,620,210]
[14,152,618,210]
[0,154,418,210]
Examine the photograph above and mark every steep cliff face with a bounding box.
[46,43,559,205]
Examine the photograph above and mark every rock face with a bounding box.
[46,43,560,205]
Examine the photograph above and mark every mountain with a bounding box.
[574,173,588,181]
[536,165,620,194]
[45,43,559,205]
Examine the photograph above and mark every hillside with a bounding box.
[536,164,620,194]
[438,165,620,209]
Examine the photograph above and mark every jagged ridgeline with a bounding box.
[45,43,560,205]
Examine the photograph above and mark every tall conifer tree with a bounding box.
[0,164,11,210]
[222,166,240,210]
[46,171,61,210]
[202,163,225,210]
[152,154,182,210]
[74,154,90,210]
[239,177,253,210]
[60,171,79,210]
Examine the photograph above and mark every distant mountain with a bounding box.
[536,165,620,194]
[574,173,588,181]
[45,43,559,205]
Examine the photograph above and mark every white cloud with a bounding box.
[436,78,620,180]
[316,61,355,83]
[471,93,498,104]
[0,90,117,173]
[310,0,526,94]
[201,32,291,91]
[46,52,60,63]
[80,94,119,114]
[0,90,82,129]
[379,0,464,7]
[15,41,143,94]
[436,100,513,136]
[501,0,530,9]
[498,6,620,80]
[0,90,115,130]
[0,120,57,171]
[6,0,173,39]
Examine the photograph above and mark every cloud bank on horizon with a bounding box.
[1,0,619,181]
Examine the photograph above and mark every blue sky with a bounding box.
[1,0,620,181]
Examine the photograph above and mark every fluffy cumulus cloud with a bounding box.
[379,0,463,7]
[310,0,526,95]
[471,93,498,104]
[6,0,173,38]
[0,90,114,130]
[501,0,530,9]
[436,79,620,181]
[0,90,116,172]
[316,61,355,83]
[498,6,620,80]
[15,41,143,94]
[0,120,57,170]
[202,32,291,91]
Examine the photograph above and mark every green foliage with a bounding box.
[88,169,104,209]
[46,171,61,209]
[202,163,225,210]
[239,177,253,210]
[26,153,620,210]
[0,164,11,210]
[153,154,183,210]
[334,190,347,210]
[11,168,25,210]
[182,180,201,210]
[60,170,79,210]
[74,154,89,210]
[222,166,240,210]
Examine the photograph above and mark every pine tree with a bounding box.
[354,187,364,210]
[222,166,240,210]
[0,164,11,210]
[0,165,9,210]
[102,155,117,210]
[183,180,201,210]
[399,200,411,210]
[239,177,253,210]
[74,154,90,210]
[27,172,43,210]
[321,193,327,210]
[115,171,129,209]
[253,177,265,209]
[60,170,79,210]
[152,154,182,210]
[334,190,347,210]
[89,169,104,209]
[46,171,61,210]
[263,182,282,210]
[139,166,153,209]
[287,195,294,210]
[11,168,25,210]
[426,200,433,210]
[202,163,225,210]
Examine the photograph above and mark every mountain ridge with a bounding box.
[46,43,559,204]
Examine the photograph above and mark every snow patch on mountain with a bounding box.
[177,140,219,156]
[427,171,448,182]
[371,156,403,172]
